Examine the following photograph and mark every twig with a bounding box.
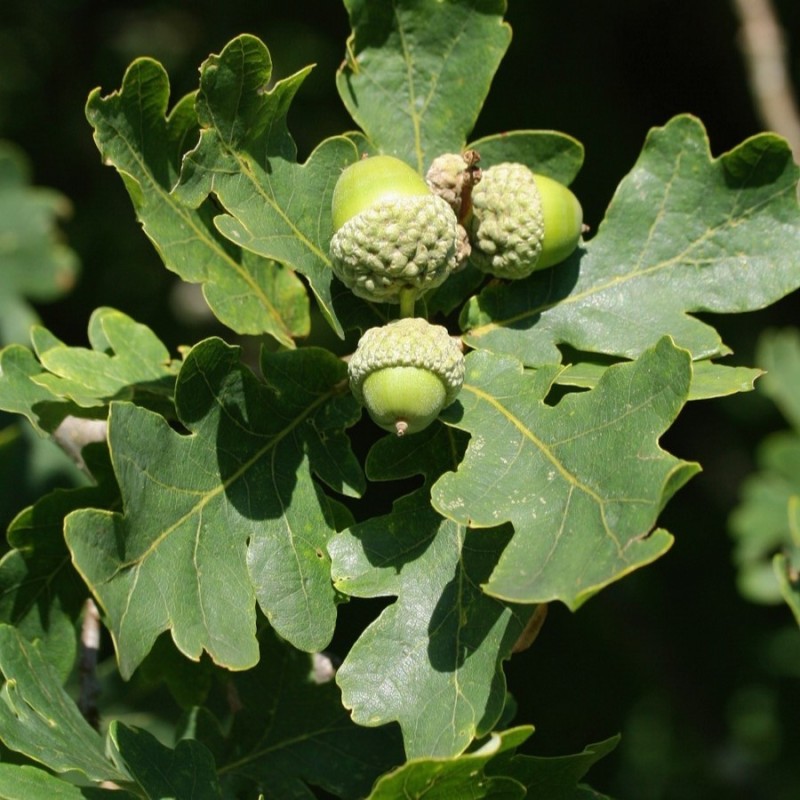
[78,598,102,730]
[731,0,800,159]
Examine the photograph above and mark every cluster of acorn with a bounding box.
[329,151,583,436]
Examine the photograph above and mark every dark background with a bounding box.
[2,1,800,798]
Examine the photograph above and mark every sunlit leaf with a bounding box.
[462,116,800,367]
[330,425,537,758]
[66,339,362,677]
[86,59,309,346]
[337,0,511,172]
[433,337,699,607]
[174,35,357,337]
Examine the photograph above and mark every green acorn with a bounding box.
[329,155,462,306]
[348,317,465,436]
[468,162,583,279]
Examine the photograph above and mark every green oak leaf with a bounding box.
[467,131,585,185]
[109,723,222,800]
[337,0,511,172]
[0,345,76,435]
[462,115,800,366]
[365,727,532,799]
[86,58,309,346]
[0,444,118,681]
[29,307,180,413]
[174,34,358,337]
[203,628,404,799]
[0,141,79,346]
[757,327,800,431]
[555,355,762,402]
[65,339,363,678]
[329,425,537,759]
[0,308,179,437]
[489,736,618,799]
[729,328,800,610]
[729,432,800,604]
[433,337,699,607]
[0,624,129,784]
[0,764,137,800]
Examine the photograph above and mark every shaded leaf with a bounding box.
[729,432,800,604]
[110,722,222,800]
[365,727,532,799]
[467,130,584,185]
[86,58,309,346]
[207,628,404,800]
[0,142,78,345]
[729,328,800,609]
[174,35,357,337]
[462,116,800,366]
[555,356,762,401]
[491,736,618,799]
[757,327,800,430]
[433,338,699,607]
[0,445,118,681]
[66,339,362,678]
[0,764,136,800]
[337,0,511,172]
[330,426,537,759]
[0,625,128,784]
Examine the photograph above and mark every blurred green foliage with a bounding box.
[1,2,799,798]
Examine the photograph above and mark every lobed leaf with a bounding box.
[0,764,136,800]
[756,327,800,431]
[0,142,79,346]
[0,625,128,784]
[330,426,537,759]
[109,723,222,800]
[174,34,358,337]
[432,337,699,607]
[0,445,118,681]
[86,57,309,346]
[462,115,800,367]
[0,308,180,435]
[30,307,179,412]
[729,433,800,605]
[729,328,800,611]
[205,628,404,799]
[366,728,532,799]
[65,339,363,678]
[0,345,72,435]
[555,356,762,402]
[337,0,511,172]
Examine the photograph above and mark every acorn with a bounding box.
[467,162,583,279]
[348,317,465,436]
[329,155,462,306]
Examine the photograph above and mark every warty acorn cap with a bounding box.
[468,162,545,279]
[348,317,465,406]
[329,194,460,303]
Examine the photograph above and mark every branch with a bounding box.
[731,0,800,159]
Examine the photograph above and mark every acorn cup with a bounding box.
[348,317,465,437]
[467,161,583,279]
[329,155,463,308]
